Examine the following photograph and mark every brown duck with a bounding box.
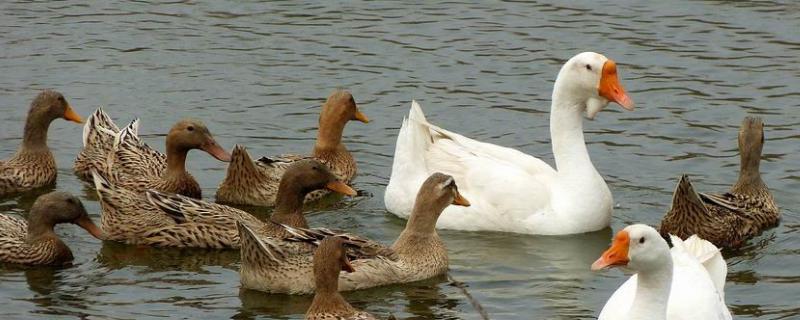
[96,159,355,248]
[0,90,83,196]
[0,191,103,266]
[305,237,376,320]
[660,116,779,249]
[238,172,470,294]
[216,90,368,206]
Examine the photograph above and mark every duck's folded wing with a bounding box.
[0,214,27,239]
[277,222,397,260]
[255,153,310,180]
[699,192,747,214]
[146,190,261,227]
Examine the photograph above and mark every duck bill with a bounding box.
[341,257,356,273]
[63,104,84,124]
[353,109,370,123]
[201,139,232,162]
[452,190,471,207]
[591,230,630,271]
[325,180,357,196]
[598,60,634,111]
[75,215,105,240]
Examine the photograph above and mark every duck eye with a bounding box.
[585,64,592,71]
[639,237,645,244]
[187,126,194,131]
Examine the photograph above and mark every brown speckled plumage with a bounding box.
[305,238,377,320]
[0,191,103,266]
[239,173,467,294]
[216,90,367,206]
[660,116,779,249]
[1,90,82,196]
[73,107,121,182]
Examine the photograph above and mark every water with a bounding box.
[1,1,799,319]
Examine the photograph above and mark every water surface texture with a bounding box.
[1,1,799,319]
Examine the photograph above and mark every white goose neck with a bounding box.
[549,89,594,175]
[629,259,673,320]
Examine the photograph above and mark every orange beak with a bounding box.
[598,60,634,111]
[63,104,84,124]
[353,109,369,123]
[452,190,471,207]
[75,215,105,240]
[325,180,357,196]
[591,230,630,271]
[201,139,232,162]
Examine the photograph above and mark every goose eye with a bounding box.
[639,237,645,244]
[187,126,194,132]
[585,64,592,71]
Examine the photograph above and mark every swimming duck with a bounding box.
[0,191,103,265]
[0,90,83,196]
[94,159,355,248]
[306,237,376,320]
[104,118,231,198]
[659,116,778,249]
[593,224,731,320]
[384,52,634,235]
[238,172,470,294]
[216,90,368,206]
[73,107,121,182]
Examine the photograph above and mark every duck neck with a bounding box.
[308,284,355,316]
[549,92,595,176]
[26,214,57,242]
[732,154,767,196]
[630,260,673,320]
[271,183,309,228]
[313,119,347,158]
[164,142,190,180]
[393,203,441,252]
[21,112,53,152]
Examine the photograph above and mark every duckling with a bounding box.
[659,116,779,249]
[237,172,470,294]
[0,191,103,265]
[1,90,83,196]
[216,90,368,206]
[306,237,376,320]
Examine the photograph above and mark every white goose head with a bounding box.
[554,52,634,119]
[591,224,670,272]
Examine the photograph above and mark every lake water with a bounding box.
[1,1,799,319]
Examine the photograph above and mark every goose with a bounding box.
[660,116,779,249]
[385,52,633,234]
[1,90,83,196]
[0,191,103,265]
[216,90,368,206]
[305,237,377,320]
[592,224,731,320]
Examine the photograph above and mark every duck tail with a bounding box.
[82,107,119,147]
[385,101,434,215]
[113,118,141,149]
[668,174,710,216]
[670,234,727,298]
[219,145,265,187]
[237,221,287,266]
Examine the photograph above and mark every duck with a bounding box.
[0,90,83,196]
[0,191,104,265]
[103,118,231,198]
[592,224,731,320]
[305,237,377,320]
[237,172,470,294]
[73,107,121,182]
[94,159,356,248]
[216,89,369,206]
[659,116,779,249]
[384,52,634,235]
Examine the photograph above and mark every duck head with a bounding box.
[279,159,357,197]
[738,116,764,174]
[29,191,104,240]
[592,224,670,272]
[554,52,634,120]
[320,89,369,125]
[28,90,83,124]
[166,119,231,162]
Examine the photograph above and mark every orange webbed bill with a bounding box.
[598,59,634,110]
[591,229,631,271]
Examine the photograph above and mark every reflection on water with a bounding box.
[0,0,799,319]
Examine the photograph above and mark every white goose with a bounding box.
[592,224,731,320]
[385,52,634,234]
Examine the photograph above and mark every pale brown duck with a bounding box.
[305,237,376,320]
[0,90,83,196]
[0,191,103,266]
[216,90,368,206]
[660,116,779,249]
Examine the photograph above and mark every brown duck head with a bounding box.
[22,90,83,149]
[405,173,470,233]
[272,159,356,225]
[314,90,368,153]
[738,116,764,177]
[313,237,356,292]
[27,191,104,240]
[165,119,231,168]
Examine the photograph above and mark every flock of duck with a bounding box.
[0,52,781,319]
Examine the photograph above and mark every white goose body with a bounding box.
[385,52,633,235]
[594,225,731,320]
